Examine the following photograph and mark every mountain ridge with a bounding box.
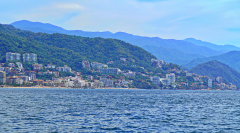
[189,60,240,88]
[11,20,224,65]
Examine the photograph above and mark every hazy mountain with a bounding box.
[184,38,240,52]
[184,51,240,72]
[189,60,240,88]
[11,20,224,65]
[142,45,205,65]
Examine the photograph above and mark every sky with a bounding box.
[1,0,240,46]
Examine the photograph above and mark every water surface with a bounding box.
[0,88,240,132]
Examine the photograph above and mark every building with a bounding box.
[166,73,175,84]
[216,76,223,83]
[121,71,136,78]
[6,52,20,61]
[25,71,36,80]
[47,64,56,69]
[0,71,6,84]
[150,76,161,86]
[99,68,121,75]
[32,63,43,70]
[151,59,164,67]
[82,61,90,69]
[8,63,15,67]
[208,78,212,88]
[33,80,44,85]
[91,62,108,69]
[16,62,23,69]
[100,77,114,87]
[23,53,37,62]
[6,76,21,84]
[56,65,72,72]
[160,78,170,86]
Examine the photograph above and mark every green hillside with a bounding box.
[0,24,156,72]
[189,60,240,88]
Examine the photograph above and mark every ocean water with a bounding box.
[0,88,240,132]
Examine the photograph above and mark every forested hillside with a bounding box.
[189,60,240,88]
[0,24,156,72]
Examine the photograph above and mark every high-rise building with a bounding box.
[23,53,37,62]
[166,73,175,84]
[6,52,20,61]
[208,79,212,88]
[0,71,6,84]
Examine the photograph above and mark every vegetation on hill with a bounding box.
[189,60,240,88]
[0,24,156,72]
[11,20,224,65]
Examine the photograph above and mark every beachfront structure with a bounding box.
[0,71,6,84]
[150,76,161,86]
[166,73,175,84]
[6,52,20,61]
[208,78,212,88]
[23,53,37,62]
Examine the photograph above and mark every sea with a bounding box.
[0,88,240,132]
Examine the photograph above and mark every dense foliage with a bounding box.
[0,24,156,72]
[189,60,240,88]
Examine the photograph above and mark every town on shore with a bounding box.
[0,52,237,90]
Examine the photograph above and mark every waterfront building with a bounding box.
[166,73,175,84]
[0,71,6,84]
[150,76,161,86]
[208,78,212,88]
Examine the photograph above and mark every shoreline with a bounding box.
[0,86,238,91]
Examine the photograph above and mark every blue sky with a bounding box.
[1,0,240,46]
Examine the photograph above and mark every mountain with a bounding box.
[11,20,224,65]
[142,45,205,65]
[184,38,240,52]
[184,51,240,72]
[189,60,240,88]
[0,24,156,72]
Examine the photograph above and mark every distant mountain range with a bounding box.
[12,20,231,65]
[184,51,240,72]
[184,38,240,52]
[189,60,240,88]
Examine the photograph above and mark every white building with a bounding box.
[208,78,212,88]
[166,73,175,84]
[56,65,72,72]
[6,52,20,61]
[160,78,170,86]
[91,62,108,69]
[99,68,121,75]
[23,53,37,62]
